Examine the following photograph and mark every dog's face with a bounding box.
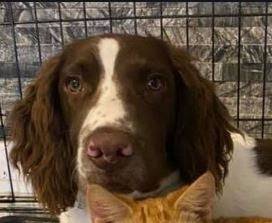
[9,33,236,214]
[59,35,176,192]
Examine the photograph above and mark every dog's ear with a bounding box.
[167,44,239,189]
[9,55,77,214]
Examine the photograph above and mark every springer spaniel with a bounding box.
[8,34,272,222]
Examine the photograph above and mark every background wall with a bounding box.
[0,2,272,199]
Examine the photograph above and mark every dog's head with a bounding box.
[9,34,237,214]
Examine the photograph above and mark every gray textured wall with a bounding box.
[0,2,272,138]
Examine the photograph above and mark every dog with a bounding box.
[8,34,272,222]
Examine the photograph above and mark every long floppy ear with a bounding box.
[9,55,77,214]
[168,45,239,189]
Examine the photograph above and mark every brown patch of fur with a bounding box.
[255,139,272,176]
[166,44,240,189]
[8,55,77,214]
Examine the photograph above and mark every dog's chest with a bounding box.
[59,207,90,223]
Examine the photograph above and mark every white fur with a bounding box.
[81,38,132,133]
[213,133,272,218]
[59,207,90,223]
[77,38,134,177]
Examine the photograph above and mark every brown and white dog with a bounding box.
[8,34,272,222]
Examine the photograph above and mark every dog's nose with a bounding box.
[87,144,133,162]
[86,130,133,168]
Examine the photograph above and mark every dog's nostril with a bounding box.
[87,146,103,158]
[118,146,133,157]
[86,144,133,163]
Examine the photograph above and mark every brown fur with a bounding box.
[9,56,78,213]
[254,139,272,176]
[87,172,215,223]
[167,44,239,188]
[8,34,239,214]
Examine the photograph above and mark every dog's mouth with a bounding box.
[81,156,165,194]
[83,166,180,197]
[86,173,161,194]
[80,157,175,194]
[93,176,136,193]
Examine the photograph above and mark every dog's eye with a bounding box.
[146,74,165,91]
[66,76,82,93]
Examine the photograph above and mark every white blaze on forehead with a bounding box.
[87,38,130,132]
[77,38,133,174]
[82,37,125,134]
[78,38,131,175]
[81,38,130,135]
[99,38,119,77]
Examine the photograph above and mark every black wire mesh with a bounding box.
[0,2,271,204]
